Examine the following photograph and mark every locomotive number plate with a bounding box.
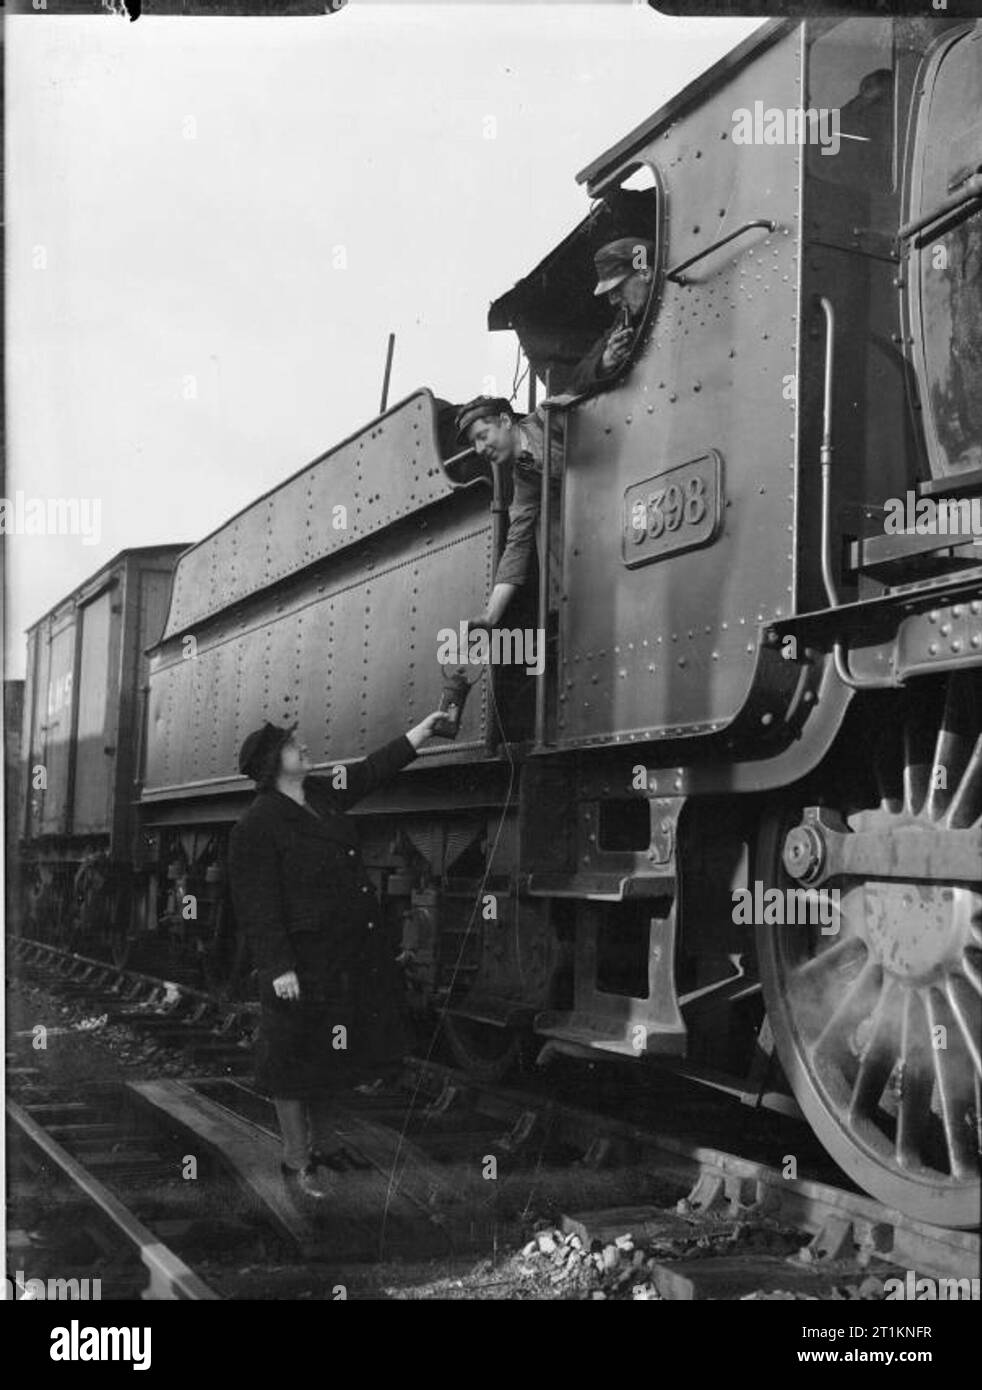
[622,451,722,568]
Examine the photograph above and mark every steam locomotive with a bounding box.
[17,16,981,1228]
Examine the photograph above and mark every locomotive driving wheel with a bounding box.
[756,674,981,1228]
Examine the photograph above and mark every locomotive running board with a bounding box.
[534,902,686,1059]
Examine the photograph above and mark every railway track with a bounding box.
[8,936,979,1299]
[401,1058,980,1292]
[7,1096,219,1300]
[7,936,258,1073]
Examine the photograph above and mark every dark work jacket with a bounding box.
[567,333,618,395]
[567,312,643,396]
[228,735,417,994]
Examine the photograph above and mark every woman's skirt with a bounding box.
[254,945,409,1099]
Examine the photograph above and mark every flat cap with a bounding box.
[238,721,296,781]
[593,238,655,296]
[454,396,515,446]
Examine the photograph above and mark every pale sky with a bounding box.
[4,3,761,678]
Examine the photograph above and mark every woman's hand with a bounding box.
[406,711,447,749]
[272,969,300,1001]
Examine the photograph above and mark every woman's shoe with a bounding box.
[281,1161,331,1199]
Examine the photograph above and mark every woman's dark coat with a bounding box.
[228,735,415,1098]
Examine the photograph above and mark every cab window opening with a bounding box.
[487,162,663,397]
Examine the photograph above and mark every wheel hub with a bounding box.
[863,881,967,984]
[782,824,825,883]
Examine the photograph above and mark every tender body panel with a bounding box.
[144,492,492,797]
[162,391,453,638]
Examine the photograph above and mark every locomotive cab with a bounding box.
[459,171,665,744]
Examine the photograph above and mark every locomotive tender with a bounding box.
[19,16,982,1228]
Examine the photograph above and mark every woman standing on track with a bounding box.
[229,713,443,1200]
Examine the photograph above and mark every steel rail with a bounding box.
[7,1099,219,1301]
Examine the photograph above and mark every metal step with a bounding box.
[535,1009,686,1058]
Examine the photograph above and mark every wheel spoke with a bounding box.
[903,715,931,818]
[785,937,868,1044]
[811,959,882,1083]
[926,989,978,1181]
[788,934,865,989]
[961,951,982,997]
[896,990,935,1171]
[946,731,982,829]
[926,675,975,822]
[946,976,982,1079]
[848,977,903,1123]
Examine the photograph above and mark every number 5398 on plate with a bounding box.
[622,451,723,568]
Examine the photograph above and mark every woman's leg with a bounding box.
[273,1097,310,1172]
[307,1093,341,1156]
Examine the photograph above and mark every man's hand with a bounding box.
[406,711,447,749]
[601,326,633,373]
[273,969,300,1001]
[477,582,517,630]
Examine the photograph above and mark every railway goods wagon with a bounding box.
[134,16,979,1227]
[18,546,188,956]
[5,680,26,924]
